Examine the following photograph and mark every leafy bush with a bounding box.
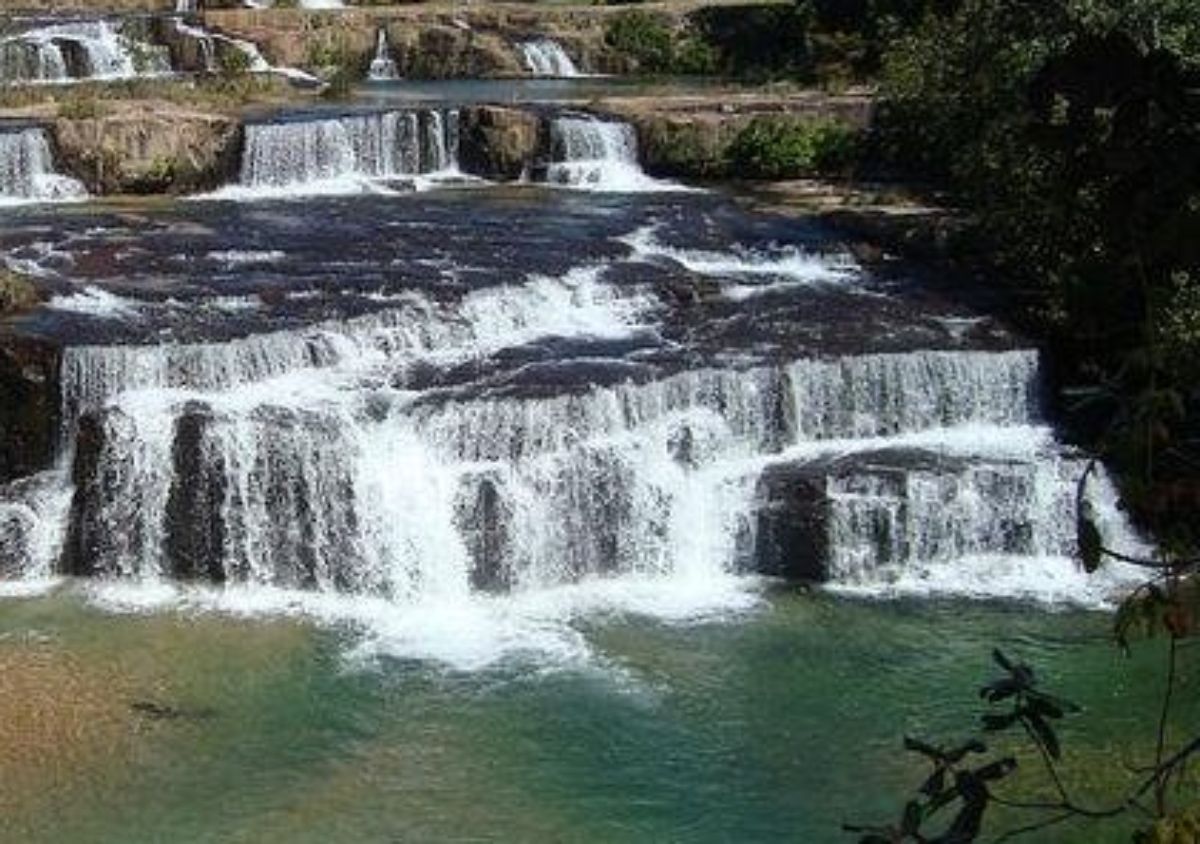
[727,116,861,178]
[604,10,676,73]
[218,47,252,79]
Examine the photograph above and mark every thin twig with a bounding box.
[990,811,1075,843]
[1153,633,1179,814]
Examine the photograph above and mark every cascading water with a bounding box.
[214,109,461,199]
[45,292,1138,610]
[368,29,399,81]
[0,127,87,204]
[0,192,1150,667]
[545,116,674,193]
[0,19,170,85]
[520,39,580,78]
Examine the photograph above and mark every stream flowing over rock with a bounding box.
[0,126,86,204]
[0,173,1146,616]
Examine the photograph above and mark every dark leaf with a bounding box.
[919,767,947,797]
[902,801,923,834]
[981,712,1019,732]
[1026,712,1062,760]
[976,757,1018,782]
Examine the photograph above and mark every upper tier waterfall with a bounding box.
[520,40,581,77]
[217,109,461,198]
[0,127,86,204]
[0,19,170,85]
[368,29,399,81]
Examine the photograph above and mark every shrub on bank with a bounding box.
[726,116,861,178]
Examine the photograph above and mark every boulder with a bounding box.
[53,104,242,195]
[459,106,542,181]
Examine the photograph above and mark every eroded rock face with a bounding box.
[53,106,242,195]
[0,336,59,485]
[754,460,830,582]
[459,106,542,181]
[387,26,523,79]
[165,403,227,583]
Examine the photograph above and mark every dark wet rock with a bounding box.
[60,409,112,577]
[165,402,227,583]
[459,106,541,181]
[0,334,59,484]
[456,472,513,593]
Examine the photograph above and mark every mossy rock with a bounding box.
[0,270,42,315]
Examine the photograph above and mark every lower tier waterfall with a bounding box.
[545,116,673,192]
[0,127,86,204]
[0,192,1148,665]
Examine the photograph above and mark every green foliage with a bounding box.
[218,46,252,79]
[691,5,815,79]
[872,0,1200,548]
[604,10,676,73]
[848,650,1076,843]
[1137,804,1200,844]
[727,116,862,178]
[0,269,41,314]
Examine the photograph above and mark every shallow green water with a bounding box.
[0,587,1192,843]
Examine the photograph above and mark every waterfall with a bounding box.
[216,109,461,198]
[545,116,672,193]
[46,307,1139,606]
[0,20,170,85]
[0,127,87,205]
[520,40,580,77]
[368,29,398,81]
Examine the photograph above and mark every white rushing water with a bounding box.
[520,40,581,78]
[209,109,461,199]
[545,116,679,193]
[368,29,399,81]
[0,127,87,205]
[0,225,1148,667]
[0,19,170,85]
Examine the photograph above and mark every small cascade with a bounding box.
[221,109,460,198]
[368,29,399,81]
[520,39,580,78]
[544,116,670,193]
[0,127,87,205]
[0,20,170,85]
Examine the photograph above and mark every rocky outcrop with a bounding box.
[459,106,541,181]
[164,403,227,583]
[0,334,59,485]
[753,449,974,582]
[59,408,105,577]
[53,104,242,195]
[201,6,629,78]
[600,91,875,179]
